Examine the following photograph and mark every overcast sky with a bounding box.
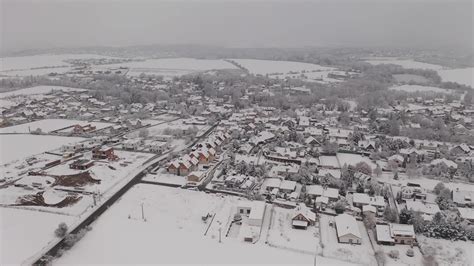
[1,0,473,53]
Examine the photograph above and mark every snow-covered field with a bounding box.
[437,67,474,88]
[0,119,112,134]
[418,235,473,266]
[0,135,84,164]
[98,57,237,77]
[0,53,118,72]
[0,207,76,265]
[0,85,86,98]
[365,58,473,88]
[55,184,323,265]
[389,84,452,94]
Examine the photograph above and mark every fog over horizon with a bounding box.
[1,0,473,54]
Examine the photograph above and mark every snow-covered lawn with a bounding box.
[54,184,321,265]
[266,207,322,254]
[0,86,86,98]
[100,57,237,77]
[418,235,473,266]
[320,215,377,266]
[0,207,76,265]
[231,58,334,75]
[336,153,377,170]
[0,119,112,134]
[142,171,187,186]
[126,118,209,138]
[437,67,474,88]
[389,84,453,94]
[0,135,84,164]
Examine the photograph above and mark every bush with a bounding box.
[375,250,386,265]
[54,222,68,238]
[388,250,399,259]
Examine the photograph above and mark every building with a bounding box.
[122,139,142,150]
[69,159,94,170]
[334,214,362,244]
[306,185,339,202]
[92,146,117,160]
[236,200,266,227]
[453,189,474,207]
[72,124,96,133]
[280,180,297,194]
[352,193,385,214]
[292,205,316,229]
[148,141,167,154]
[375,223,416,246]
[187,171,206,184]
[458,207,474,224]
[167,157,198,176]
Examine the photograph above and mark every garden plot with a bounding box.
[336,153,377,170]
[0,135,84,164]
[418,235,473,266]
[320,215,377,266]
[54,184,317,265]
[0,85,86,98]
[0,207,77,265]
[266,206,322,254]
[97,57,237,77]
[374,242,423,266]
[0,119,113,133]
[389,84,453,94]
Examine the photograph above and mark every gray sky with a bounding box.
[1,0,473,53]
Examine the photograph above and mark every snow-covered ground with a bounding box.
[365,58,473,88]
[389,84,453,94]
[0,53,118,72]
[55,184,354,265]
[97,57,237,77]
[336,153,377,171]
[0,207,76,265]
[320,215,377,266]
[231,59,335,75]
[0,86,86,98]
[437,67,474,88]
[0,135,84,164]
[0,119,112,134]
[418,235,473,266]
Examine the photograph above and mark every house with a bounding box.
[375,224,395,245]
[190,148,216,164]
[388,154,404,167]
[148,141,167,154]
[61,142,86,153]
[306,185,339,202]
[458,207,474,224]
[405,200,440,218]
[451,144,471,155]
[72,124,96,133]
[352,193,385,213]
[279,180,297,194]
[187,171,206,184]
[122,139,142,150]
[236,201,266,227]
[264,178,282,192]
[358,140,376,151]
[69,159,94,170]
[390,224,416,245]
[167,157,197,176]
[292,205,316,229]
[92,146,117,160]
[452,189,474,207]
[334,214,362,244]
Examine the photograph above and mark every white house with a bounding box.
[237,201,266,227]
[334,214,362,244]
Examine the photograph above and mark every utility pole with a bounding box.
[219,227,222,243]
[141,202,145,221]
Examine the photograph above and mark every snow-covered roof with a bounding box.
[264,178,281,189]
[306,185,339,199]
[375,224,394,243]
[335,214,361,239]
[390,223,415,237]
[353,193,385,207]
[292,205,316,222]
[458,207,474,220]
[453,190,474,205]
[280,180,296,191]
[430,158,458,169]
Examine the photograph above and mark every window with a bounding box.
[247,209,251,214]
[240,209,244,214]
